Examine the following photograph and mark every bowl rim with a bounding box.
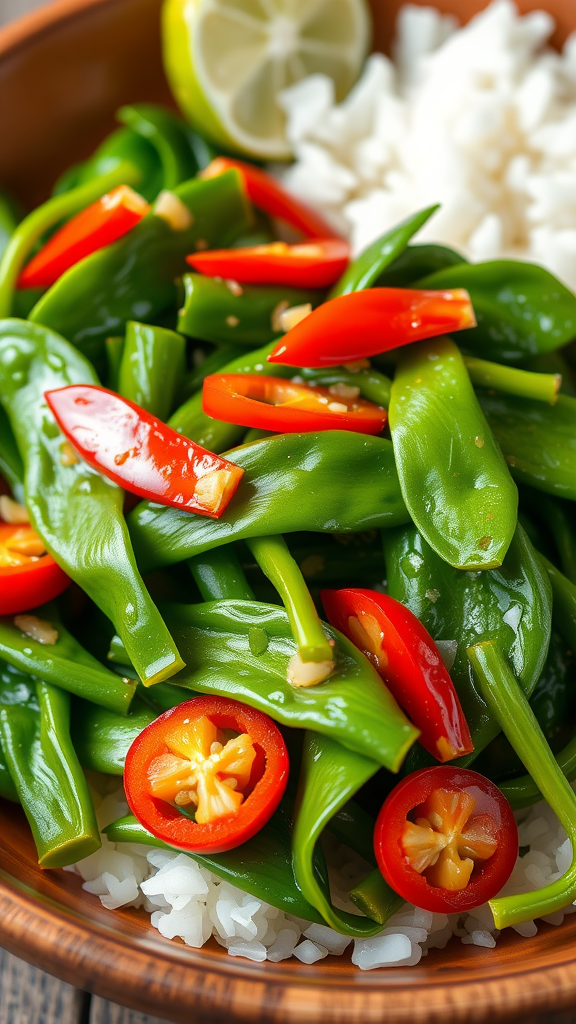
[2,1,576,1021]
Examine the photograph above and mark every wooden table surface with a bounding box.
[1,1,576,1021]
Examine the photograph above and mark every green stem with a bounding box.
[188,546,254,602]
[468,639,576,928]
[246,534,333,663]
[464,356,560,405]
[0,161,140,318]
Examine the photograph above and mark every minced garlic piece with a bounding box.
[328,383,360,400]
[154,191,194,231]
[271,300,290,333]
[278,303,312,333]
[342,359,370,372]
[194,469,235,514]
[287,652,334,688]
[14,614,58,645]
[328,401,348,413]
[60,442,78,466]
[0,495,29,524]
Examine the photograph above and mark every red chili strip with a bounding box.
[187,238,350,289]
[18,185,150,290]
[202,374,387,435]
[44,385,244,518]
[321,588,473,762]
[267,288,476,368]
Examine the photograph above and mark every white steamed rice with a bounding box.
[274,0,576,290]
[65,779,576,970]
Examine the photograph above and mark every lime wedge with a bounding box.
[163,0,371,160]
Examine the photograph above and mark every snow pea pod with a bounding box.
[30,170,252,367]
[0,403,24,501]
[418,261,576,364]
[0,675,100,867]
[0,319,183,688]
[111,598,419,769]
[55,126,163,203]
[479,391,576,501]
[129,431,409,572]
[105,336,125,391]
[178,272,322,346]
[292,732,397,935]
[0,606,136,714]
[0,662,29,802]
[329,205,439,297]
[71,697,156,775]
[117,321,186,420]
[389,336,517,570]
[106,807,325,923]
[383,522,552,761]
[375,242,466,288]
[117,104,198,189]
[189,545,255,602]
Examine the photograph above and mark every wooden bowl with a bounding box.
[1,1,576,1020]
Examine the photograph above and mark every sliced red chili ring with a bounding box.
[0,522,70,615]
[124,696,289,854]
[374,766,518,914]
[202,374,387,435]
[320,588,473,762]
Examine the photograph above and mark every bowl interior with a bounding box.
[1,0,576,1020]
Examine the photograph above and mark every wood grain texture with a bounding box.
[0,947,86,1024]
[89,998,171,1024]
[1,0,576,1021]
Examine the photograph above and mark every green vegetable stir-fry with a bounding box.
[3,94,576,946]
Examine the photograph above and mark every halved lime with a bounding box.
[163,0,371,160]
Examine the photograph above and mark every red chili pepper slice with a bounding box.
[0,522,70,615]
[44,385,244,518]
[202,374,387,436]
[267,288,476,368]
[200,157,342,240]
[18,185,150,290]
[374,767,517,913]
[321,588,473,762]
[186,238,350,289]
[124,696,289,854]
